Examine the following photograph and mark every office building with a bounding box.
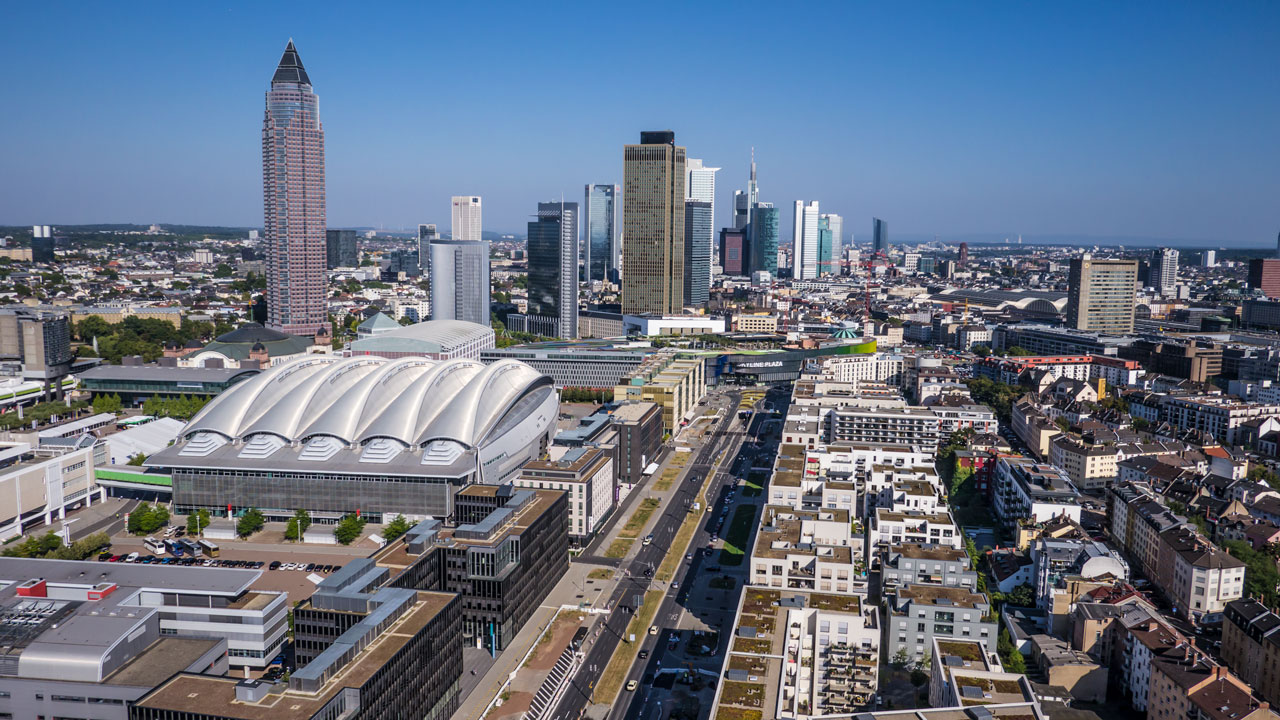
[381,248,420,280]
[614,354,707,431]
[751,202,780,276]
[348,319,495,360]
[732,151,759,230]
[516,446,614,543]
[584,184,621,283]
[684,200,712,306]
[263,41,327,337]
[324,229,357,269]
[0,436,107,539]
[480,345,646,388]
[686,157,718,212]
[146,355,558,518]
[821,212,843,274]
[817,215,834,275]
[431,237,490,326]
[1150,247,1179,296]
[792,200,820,280]
[418,223,438,275]
[622,131,686,314]
[139,575,459,720]
[385,487,569,652]
[1249,259,1280,299]
[719,227,747,276]
[1066,255,1138,334]
[872,217,889,255]
[451,195,482,241]
[524,201,579,339]
[958,241,969,267]
[1202,249,1216,267]
[0,308,73,389]
[30,225,55,262]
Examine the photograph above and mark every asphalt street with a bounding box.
[551,387,784,720]
[549,389,752,720]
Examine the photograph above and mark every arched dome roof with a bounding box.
[182,355,553,449]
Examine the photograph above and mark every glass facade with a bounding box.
[751,203,780,276]
[817,215,833,276]
[526,202,579,338]
[873,217,889,255]
[683,200,712,307]
[584,184,619,283]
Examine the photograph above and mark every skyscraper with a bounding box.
[872,217,889,256]
[719,228,747,276]
[418,223,438,275]
[817,216,833,276]
[325,229,358,269]
[750,203,779,277]
[584,184,621,283]
[958,242,969,268]
[1248,259,1280,299]
[792,201,820,280]
[451,196,483,241]
[262,41,327,336]
[821,213,843,274]
[622,131,686,315]
[432,196,490,326]
[684,201,712,307]
[525,201,579,338]
[1150,247,1179,296]
[1066,255,1138,334]
[732,151,758,230]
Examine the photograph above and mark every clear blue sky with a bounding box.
[1,2,1277,245]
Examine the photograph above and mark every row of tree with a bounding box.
[0,399,91,431]
[2,531,111,560]
[142,394,209,420]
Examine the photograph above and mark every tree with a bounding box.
[973,345,992,357]
[1006,346,1033,357]
[127,503,169,534]
[1224,540,1280,608]
[1004,646,1027,674]
[1054,417,1071,433]
[950,464,974,498]
[383,514,412,542]
[294,509,311,536]
[1007,583,1035,608]
[186,509,210,535]
[334,514,366,545]
[213,263,234,278]
[284,517,300,541]
[126,453,147,466]
[236,508,265,538]
[93,393,122,414]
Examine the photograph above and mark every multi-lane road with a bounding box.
[549,388,772,720]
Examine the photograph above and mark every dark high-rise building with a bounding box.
[1249,259,1280,299]
[584,184,620,283]
[622,131,685,315]
[872,217,889,256]
[958,242,968,268]
[381,249,421,280]
[750,203,780,276]
[683,200,712,306]
[525,201,580,338]
[263,41,326,337]
[30,227,55,263]
[1067,254,1138,334]
[324,229,357,269]
[720,228,746,276]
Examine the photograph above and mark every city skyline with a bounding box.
[1,4,1277,244]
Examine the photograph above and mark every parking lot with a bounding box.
[108,528,378,603]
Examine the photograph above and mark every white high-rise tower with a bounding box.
[451,196,483,241]
[792,200,820,280]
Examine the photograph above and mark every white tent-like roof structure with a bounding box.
[181,355,552,450]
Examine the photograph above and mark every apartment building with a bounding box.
[1162,394,1280,444]
[1161,525,1245,621]
[1148,653,1277,720]
[871,507,962,550]
[750,506,864,593]
[885,585,998,662]
[880,543,979,592]
[927,638,1004,707]
[817,353,905,387]
[1011,396,1062,461]
[1108,483,1185,583]
[993,457,1081,531]
[1221,598,1280,706]
[1049,435,1119,490]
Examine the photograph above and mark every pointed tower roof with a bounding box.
[271,40,311,86]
